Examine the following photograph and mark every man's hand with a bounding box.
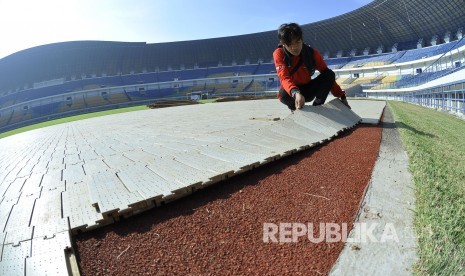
[294,92,305,109]
[340,95,351,109]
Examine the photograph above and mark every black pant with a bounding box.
[279,69,335,111]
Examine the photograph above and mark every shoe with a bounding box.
[312,98,325,106]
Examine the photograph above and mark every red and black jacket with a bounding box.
[273,44,345,99]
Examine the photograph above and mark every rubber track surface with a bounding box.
[75,124,382,275]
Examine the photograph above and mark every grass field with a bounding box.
[198,99,217,104]
[388,101,465,275]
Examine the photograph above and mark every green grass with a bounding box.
[388,101,465,275]
[0,105,149,140]
[198,99,218,104]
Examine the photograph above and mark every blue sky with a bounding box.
[0,0,372,59]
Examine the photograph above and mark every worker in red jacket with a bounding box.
[273,23,350,111]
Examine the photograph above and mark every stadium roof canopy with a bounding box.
[1,0,464,93]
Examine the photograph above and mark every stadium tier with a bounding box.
[1,0,465,132]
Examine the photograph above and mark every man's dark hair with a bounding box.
[277,23,303,45]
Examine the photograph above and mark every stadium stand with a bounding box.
[395,42,457,63]
[343,52,406,68]
[1,0,465,132]
[326,57,351,69]
[255,63,276,75]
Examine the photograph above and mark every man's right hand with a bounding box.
[294,91,305,109]
[340,95,351,109]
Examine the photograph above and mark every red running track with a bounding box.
[75,124,382,275]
